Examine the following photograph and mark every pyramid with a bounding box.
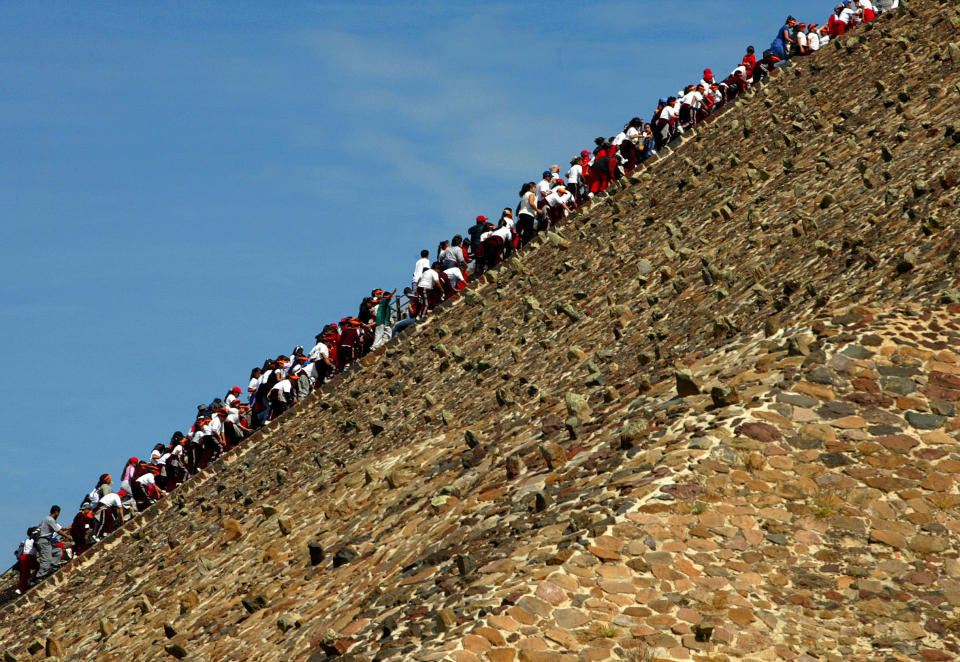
[2,2,959,661]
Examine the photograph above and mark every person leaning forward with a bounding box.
[35,505,71,580]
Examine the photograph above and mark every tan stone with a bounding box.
[488,649,516,662]
[222,518,243,542]
[792,382,836,401]
[921,473,953,492]
[869,529,907,549]
[909,535,948,553]
[728,608,755,626]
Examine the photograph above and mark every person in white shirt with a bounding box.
[94,491,129,537]
[246,367,261,406]
[807,23,821,51]
[839,3,858,27]
[654,97,678,151]
[225,386,242,406]
[15,528,39,594]
[795,25,810,56]
[135,470,165,503]
[566,157,584,205]
[268,376,293,418]
[411,250,430,288]
[307,333,335,385]
[544,187,574,228]
[416,264,442,317]
[516,182,539,246]
[700,68,716,91]
[535,171,553,207]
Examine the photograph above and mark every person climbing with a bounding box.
[34,505,71,581]
[14,528,39,595]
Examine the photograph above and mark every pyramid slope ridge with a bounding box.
[2,3,960,661]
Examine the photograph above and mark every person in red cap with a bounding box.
[700,68,716,90]
[794,24,811,56]
[225,386,243,407]
[121,457,138,487]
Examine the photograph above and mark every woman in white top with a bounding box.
[517,182,538,246]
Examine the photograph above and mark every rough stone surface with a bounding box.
[1,7,959,662]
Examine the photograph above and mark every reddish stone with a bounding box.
[738,422,782,443]
[930,372,960,390]
[852,378,880,393]
[877,435,920,452]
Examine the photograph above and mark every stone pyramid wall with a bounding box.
[1,2,959,661]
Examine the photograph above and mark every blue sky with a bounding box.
[0,0,830,556]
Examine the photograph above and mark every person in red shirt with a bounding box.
[740,46,757,80]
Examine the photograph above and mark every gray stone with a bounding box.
[881,377,916,396]
[333,546,359,567]
[905,411,946,430]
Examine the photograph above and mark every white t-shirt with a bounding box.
[98,493,123,509]
[248,376,259,394]
[191,429,205,445]
[808,32,820,51]
[820,31,830,46]
[158,452,172,465]
[612,131,627,146]
[535,180,551,203]
[625,127,641,144]
[171,444,185,457]
[135,472,156,487]
[659,105,678,123]
[545,192,565,208]
[270,379,292,398]
[225,393,238,406]
[839,7,856,23]
[19,538,35,557]
[87,488,101,509]
[681,90,703,108]
[412,257,430,285]
[207,416,223,435]
[493,226,513,241]
[418,268,441,290]
[859,0,873,9]
[444,267,464,287]
[566,164,582,185]
[796,32,808,50]
[309,341,329,362]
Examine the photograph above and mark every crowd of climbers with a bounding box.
[12,1,895,596]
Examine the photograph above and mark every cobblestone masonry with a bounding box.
[1,3,959,661]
